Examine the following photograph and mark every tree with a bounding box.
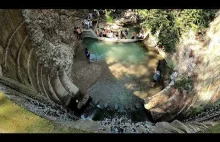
[138,9,217,52]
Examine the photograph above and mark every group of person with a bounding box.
[82,19,93,29]
[88,9,100,20]
[131,30,145,39]
[74,9,103,40]
[96,27,145,40]
[96,29,116,39]
[82,9,103,29]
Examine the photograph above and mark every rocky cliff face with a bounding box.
[22,9,87,71]
[171,11,220,109]
[144,10,220,122]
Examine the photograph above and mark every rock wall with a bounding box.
[0,9,87,116]
[0,9,36,87]
[22,9,80,72]
[168,11,220,110]
[144,10,220,122]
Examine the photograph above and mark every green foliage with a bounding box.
[187,106,204,117]
[166,59,175,70]
[174,76,193,90]
[105,10,114,23]
[138,9,217,52]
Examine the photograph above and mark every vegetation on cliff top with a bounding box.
[138,9,217,52]
[105,9,217,52]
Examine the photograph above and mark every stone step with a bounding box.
[47,74,63,105]
[27,48,38,91]
[39,65,50,100]
[82,29,98,39]
[3,21,25,68]
[36,62,43,94]
[58,69,79,98]
[170,120,192,133]
[50,69,69,105]
[185,123,200,133]
[189,121,216,132]
[77,94,90,110]
[16,35,28,85]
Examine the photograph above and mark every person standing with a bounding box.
[125,29,128,37]
[83,19,89,29]
[76,27,82,40]
[84,48,91,63]
[151,68,161,87]
[94,9,100,18]
[131,32,136,39]
[88,12,93,19]
[89,20,93,28]
[121,30,126,39]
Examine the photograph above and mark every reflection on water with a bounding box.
[82,38,147,64]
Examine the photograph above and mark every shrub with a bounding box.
[174,76,193,90]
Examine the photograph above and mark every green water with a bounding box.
[82,38,148,64]
[82,38,155,122]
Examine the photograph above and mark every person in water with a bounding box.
[84,48,91,63]
[109,31,114,39]
[131,32,136,39]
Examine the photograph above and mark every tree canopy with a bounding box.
[138,9,217,52]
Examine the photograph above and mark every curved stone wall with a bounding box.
[0,9,87,117]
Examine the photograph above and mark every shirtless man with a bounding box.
[76,27,82,40]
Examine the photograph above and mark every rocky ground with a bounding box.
[97,116,154,133]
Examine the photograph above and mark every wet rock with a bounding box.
[119,128,124,133]
[131,128,137,132]
[135,123,140,127]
